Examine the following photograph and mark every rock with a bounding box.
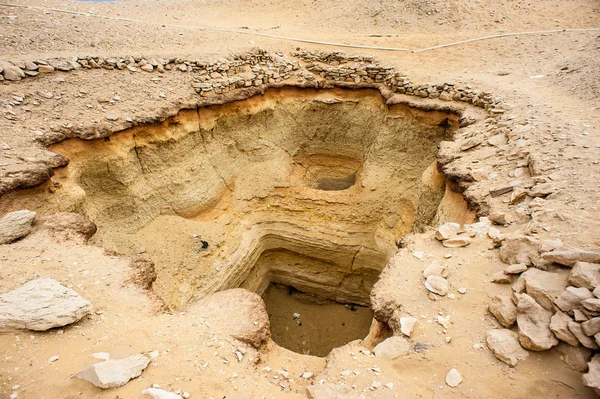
[555,342,591,372]
[373,336,410,359]
[583,298,600,312]
[48,355,59,363]
[549,310,580,346]
[142,388,183,399]
[554,286,593,312]
[542,250,600,267]
[488,212,508,226]
[187,289,270,348]
[584,355,600,394]
[464,218,491,237]
[445,369,462,387]
[38,65,55,73]
[140,64,154,72]
[582,318,600,336]
[488,295,517,328]
[486,329,529,366]
[0,61,25,81]
[516,293,559,351]
[24,60,38,71]
[129,258,157,289]
[539,239,563,253]
[528,183,557,197]
[568,321,600,350]
[504,263,527,274]
[0,210,37,244]
[435,222,461,240]
[425,275,450,296]
[105,113,119,121]
[569,262,600,290]
[306,383,362,399]
[37,212,97,242]
[400,316,417,337]
[595,287,600,299]
[499,235,540,266]
[491,271,515,284]
[0,279,92,331]
[442,236,472,248]
[76,354,150,389]
[521,268,568,310]
[574,309,589,322]
[423,261,448,278]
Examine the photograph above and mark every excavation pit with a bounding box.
[0,87,474,356]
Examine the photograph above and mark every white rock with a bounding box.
[76,354,151,389]
[457,287,467,294]
[423,261,448,278]
[486,329,529,366]
[0,210,36,244]
[0,279,92,331]
[142,388,183,399]
[425,275,449,296]
[442,236,473,248]
[373,336,410,359]
[48,355,59,364]
[445,369,462,387]
[400,316,417,337]
[435,223,461,241]
[92,352,110,360]
[306,383,362,399]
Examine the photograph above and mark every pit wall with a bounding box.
[0,87,474,309]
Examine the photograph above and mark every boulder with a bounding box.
[491,271,515,284]
[542,250,600,267]
[549,310,580,347]
[516,293,559,351]
[425,275,449,296]
[584,355,600,395]
[0,61,25,81]
[554,286,594,312]
[187,289,270,348]
[499,235,540,266]
[583,298,600,313]
[555,342,591,372]
[568,321,600,350]
[373,336,410,359]
[521,268,568,310]
[568,262,600,290]
[0,278,92,331]
[37,212,97,242]
[0,210,36,244]
[504,263,527,275]
[76,354,150,389]
[488,295,517,328]
[539,239,563,254]
[435,222,461,241]
[486,329,529,366]
[307,384,363,399]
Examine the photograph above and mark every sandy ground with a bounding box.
[1,0,600,398]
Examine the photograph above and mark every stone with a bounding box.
[37,212,97,242]
[488,295,517,328]
[516,293,559,351]
[306,383,362,399]
[582,318,600,336]
[445,369,462,387]
[400,316,417,337]
[574,309,589,322]
[555,343,591,372]
[464,218,491,237]
[491,271,515,284]
[38,65,55,73]
[373,336,410,359]
[583,298,600,312]
[0,210,36,244]
[140,64,154,72]
[554,286,593,312]
[142,388,183,399]
[549,310,580,347]
[0,279,92,331]
[539,239,563,253]
[528,183,557,197]
[76,354,150,389]
[504,263,527,274]
[0,61,25,81]
[423,261,448,278]
[486,329,529,366]
[442,236,472,248]
[488,212,508,226]
[595,286,600,299]
[105,113,119,121]
[569,262,600,290]
[568,321,600,350]
[499,235,540,266]
[542,250,600,267]
[521,268,568,310]
[435,222,461,241]
[425,275,450,296]
[129,258,157,289]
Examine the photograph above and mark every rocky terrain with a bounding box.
[1,0,600,398]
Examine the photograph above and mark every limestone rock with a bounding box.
[76,354,150,389]
[521,268,568,310]
[542,250,600,267]
[142,388,183,399]
[445,369,462,387]
[464,218,491,237]
[568,321,600,350]
[549,310,580,346]
[400,316,417,337]
[555,342,591,372]
[37,212,97,242]
[187,289,270,348]
[423,261,447,278]
[488,212,509,226]
[0,210,36,244]
[583,355,600,394]
[582,318,600,337]
[583,298,600,313]
[491,271,515,284]
[488,295,517,328]
[539,239,563,254]
[528,183,557,197]
[569,262,600,290]
[499,235,540,266]
[373,336,410,359]
[504,263,527,275]
[0,61,25,81]
[516,293,559,351]
[442,236,473,248]
[0,278,92,331]
[555,286,593,312]
[435,222,460,241]
[486,329,529,366]
[306,383,363,399]
[425,275,449,296]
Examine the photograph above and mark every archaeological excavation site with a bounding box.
[0,1,599,398]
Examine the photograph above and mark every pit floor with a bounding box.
[263,284,373,357]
